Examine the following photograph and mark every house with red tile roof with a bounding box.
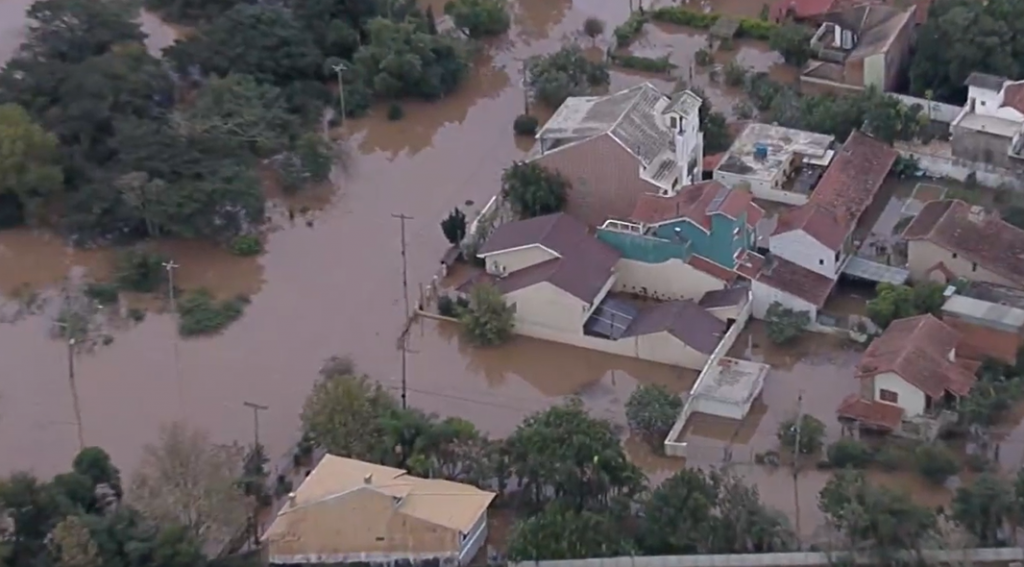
[468,212,737,370]
[951,72,1024,170]
[837,314,979,432]
[770,130,897,278]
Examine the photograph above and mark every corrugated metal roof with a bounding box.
[943,294,1024,333]
[841,256,909,285]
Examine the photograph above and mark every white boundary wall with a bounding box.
[888,93,962,124]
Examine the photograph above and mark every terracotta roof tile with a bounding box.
[629,181,763,229]
[735,251,765,279]
[775,131,896,251]
[689,254,738,283]
[836,394,904,430]
[1002,82,1024,114]
[755,255,835,306]
[857,314,976,398]
[944,316,1020,365]
[902,199,1024,287]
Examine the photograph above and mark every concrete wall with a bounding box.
[486,245,558,275]
[950,126,1021,170]
[907,240,1019,288]
[888,94,961,123]
[799,74,864,96]
[714,169,809,206]
[458,512,488,565]
[897,148,1024,190]
[770,230,840,278]
[664,295,753,457]
[507,547,1024,567]
[613,257,727,301]
[873,371,926,417]
[750,279,819,321]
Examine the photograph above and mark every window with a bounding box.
[972,262,978,272]
[879,389,899,404]
[670,116,678,130]
[952,252,958,259]
[819,258,825,266]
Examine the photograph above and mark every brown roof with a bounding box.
[857,314,976,397]
[622,299,726,354]
[630,181,764,229]
[755,255,835,307]
[735,250,765,279]
[836,394,903,430]
[1002,82,1024,114]
[688,254,739,283]
[775,131,897,251]
[943,316,1020,365]
[902,199,1024,287]
[476,213,621,303]
[698,286,749,309]
[264,455,495,558]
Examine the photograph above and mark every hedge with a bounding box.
[613,12,649,47]
[649,7,776,40]
[610,54,675,73]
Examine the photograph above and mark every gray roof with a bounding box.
[698,286,749,309]
[825,4,914,60]
[965,72,1008,91]
[662,89,702,118]
[622,300,726,354]
[943,294,1024,333]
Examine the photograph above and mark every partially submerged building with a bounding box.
[713,123,835,205]
[950,72,1024,170]
[942,294,1024,365]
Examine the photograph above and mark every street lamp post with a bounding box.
[332,62,348,128]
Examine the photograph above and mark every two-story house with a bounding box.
[950,72,1024,170]
[528,83,704,227]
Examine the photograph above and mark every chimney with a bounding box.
[364,473,373,485]
[288,492,297,508]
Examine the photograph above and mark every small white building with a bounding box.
[713,123,834,205]
[747,254,835,321]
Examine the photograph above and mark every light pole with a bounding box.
[163,260,184,412]
[52,322,85,451]
[332,62,347,128]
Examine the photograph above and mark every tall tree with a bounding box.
[507,505,635,561]
[0,103,63,225]
[500,161,569,219]
[48,516,101,567]
[952,473,1012,546]
[21,0,145,64]
[353,18,470,100]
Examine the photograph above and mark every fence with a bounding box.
[510,547,1024,567]
[663,290,753,458]
[887,93,962,124]
[894,143,1024,190]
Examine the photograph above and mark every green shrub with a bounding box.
[875,445,906,471]
[177,289,249,337]
[650,7,719,27]
[437,295,457,317]
[827,438,872,469]
[128,308,146,322]
[387,103,404,121]
[114,247,166,293]
[229,235,263,257]
[777,414,826,455]
[613,12,648,46]
[459,284,514,346]
[84,283,119,305]
[513,114,539,136]
[738,18,775,40]
[612,54,674,73]
[914,443,960,485]
[695,48,713,66]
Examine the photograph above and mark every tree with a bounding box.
[128,421,250,549]
[638,468,718,554]
[501,161,569,219]
[459,283,515,346]
[826,438,872,469]
[0,473,66,564]
[777,414,825,455]
[300,357,399,460]
[819,471,937,561]
[72,447,122,499]
[505,399,645,511]
[625,384,682,447]
[425,5,439,35]
[142,0,248,24]
[507,505,633,561]
[527,45,610,107]
[278,134,336,192]
[164,5,324,87]
[952,473,1012,546]
[1002,205,1024,230]
[353,18,471,101]
[0,103,63,225]
[445,0,511,38]
[768,24,813,67]
[583,17,606,45]
[914,442,960,485]
[20,0,145,64]
[48,516,100,567]
[764,302,810,345]
[441,207,468,245]
[866,282,946,329]
[173,74,300,156]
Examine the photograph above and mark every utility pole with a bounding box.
[392,213,413,409]
[332,62,347,128]
[519,59,530,115]
[53,317,85,451]
[242,401,269,448]
[164,260,184,411]
[791,390,804,544]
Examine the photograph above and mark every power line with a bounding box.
[243,401,269,448]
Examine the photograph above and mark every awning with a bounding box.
[841,256,910,285]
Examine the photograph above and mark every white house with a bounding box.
[836,314,978,432]
[951,72,1024,168]
[745,253,835,321]
[263,455,495,566]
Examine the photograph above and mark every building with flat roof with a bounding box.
[713,123,834,205]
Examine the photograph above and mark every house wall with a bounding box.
[950,126,1019,169]
[863,53,885,91]
[506,282,590,334]
[968,86,1024,122]
[458,511,488,565]
[613,257,727,300]
[882,16,914,91]
[750,279,819,321]
[485,245,558,275]
[714,169,809,206]
[873,371,927,417]
[907,240,1019,288]
[770,230,840,278]
[799,75,865,96]
[846,57,865,89]
[532,134,662,227]
[888,94,962,123]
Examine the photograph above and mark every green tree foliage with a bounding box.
[507,505,635,561]
[0,103,63,225]
[459,283,515,346]
[819,471,938,562]
[501,161,569,219]
[527,45,610,107]
[777,414,826,455]
[177,290,249,336]
[72,447,123,499]
[142,0,248,24]
[513,113,539,136]
[506,398,645,511]
[768,24,813,66]
[445,0,511,38]
[914,443,960,485]
[278,134,336,193]
[866,282,946,329]
[441,207,468,245]
[165,5,324,87]
[583,17,606,44]
[909,0,1024,102]
[624,384,683,447]
[640,468,797,555]
[353,18,470,100]
[20,0,145,64]
[952,472,1012,546]
[960,359,1024,426]
[292,0,380,60]
[826,438,872,469]
[764,301,810,345]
